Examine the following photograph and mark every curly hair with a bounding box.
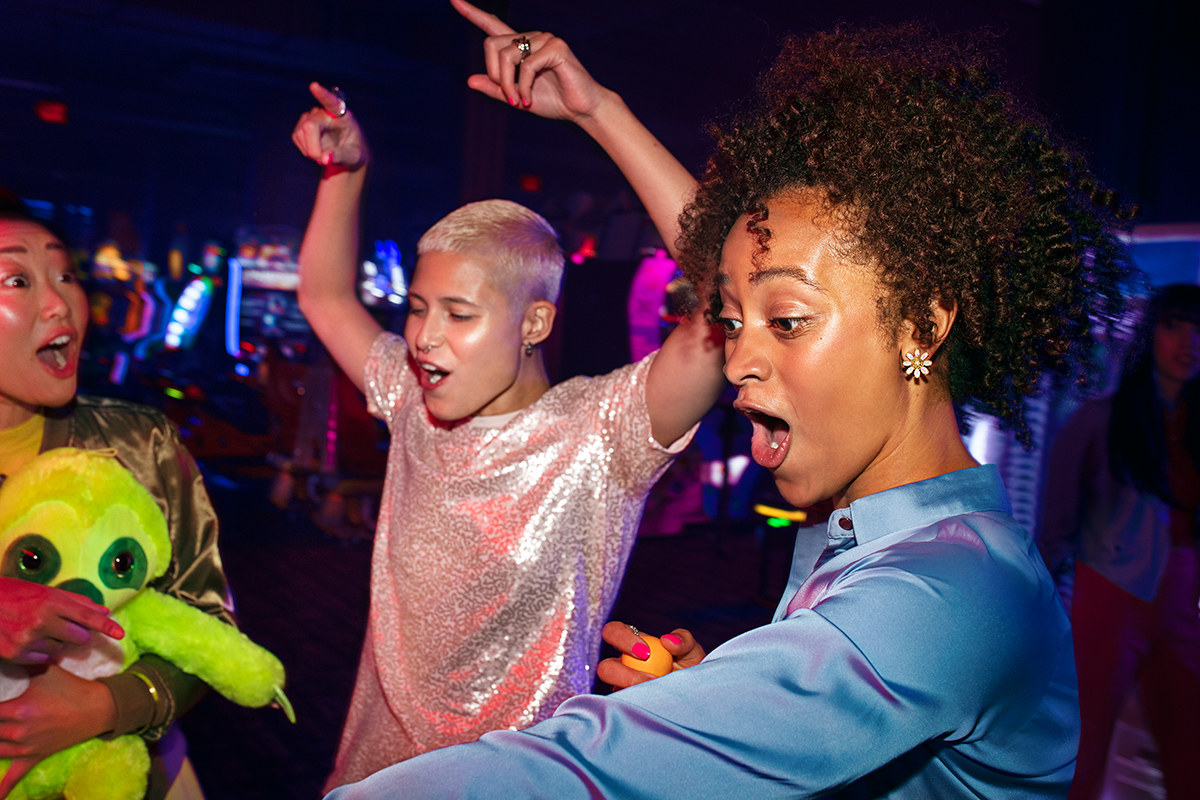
[676,24,1137,445]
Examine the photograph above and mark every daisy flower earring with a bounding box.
[902,350,933,380]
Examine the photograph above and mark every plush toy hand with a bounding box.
[0,579,123,666]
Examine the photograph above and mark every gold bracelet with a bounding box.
[130,670,159,705]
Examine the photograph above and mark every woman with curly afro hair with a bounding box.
[328,5,1138,799]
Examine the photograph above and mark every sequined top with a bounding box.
[326,333,692,788]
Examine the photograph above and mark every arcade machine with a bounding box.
[147,239,274,463]
[231,229,403,537]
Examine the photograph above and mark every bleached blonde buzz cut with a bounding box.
[417,199,564,309]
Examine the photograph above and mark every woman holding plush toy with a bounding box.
[0,189,236,799]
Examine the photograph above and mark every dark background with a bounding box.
[2,0,1196,269]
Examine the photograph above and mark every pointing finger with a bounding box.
[451,0,516,37]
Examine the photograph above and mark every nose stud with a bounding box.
[420,344,434,353]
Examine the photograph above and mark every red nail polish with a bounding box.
[631,643,651,661]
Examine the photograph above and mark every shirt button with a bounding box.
[838,516,853,530]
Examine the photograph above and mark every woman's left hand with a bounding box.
[451,0,608,123]
[596,621,706,689]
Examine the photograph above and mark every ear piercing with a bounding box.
[902,350,933,379]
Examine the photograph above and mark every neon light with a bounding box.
[164,387,185,400]
[752,503,808,523]
[225,257,243,357]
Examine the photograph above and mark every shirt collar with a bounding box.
[826,464,1010,547]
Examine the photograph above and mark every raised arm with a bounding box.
[451,0,696,258]
[293,82,382,393]
[453,0,726,445]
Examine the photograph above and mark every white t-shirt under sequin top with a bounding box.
[326,332,694,789]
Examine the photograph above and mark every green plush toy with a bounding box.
[0,448,293,800]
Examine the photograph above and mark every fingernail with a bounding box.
[522,97,531,108]
[323,153,333,165]
[506,96,515,106]
[661,634,682,647]
[631,643,651,661]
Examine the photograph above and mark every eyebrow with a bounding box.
[0,242,67,255]
[408,290,484,309]
[717,266,824,291]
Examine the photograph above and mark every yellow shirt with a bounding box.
[0,412,45,480]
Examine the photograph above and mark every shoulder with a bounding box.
[364,332,415,393]
[70,396,178,436]
[552,353,656,399]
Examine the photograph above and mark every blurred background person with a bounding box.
[1040,283,1200,799]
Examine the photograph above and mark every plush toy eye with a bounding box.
[1,535,62,584]
[99,537,148,590]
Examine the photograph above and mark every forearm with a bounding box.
[297,165,366,321]
[577,89,698,257]
[296,165,381,389]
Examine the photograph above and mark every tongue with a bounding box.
[37,347,67,370]
[749,417,790,469]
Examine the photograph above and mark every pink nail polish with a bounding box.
[506,96,515,106]
[661,634,682,647]
[631,643,651,661]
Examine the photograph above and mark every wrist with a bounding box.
[574,87,625,137]
[83,674,121,740]
[321,157,369,180]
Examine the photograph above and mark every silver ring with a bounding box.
[628,625,641,638]
[512,36,532,62]
[330,86,347,118]
[420,344,433,353]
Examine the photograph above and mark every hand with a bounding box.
[0,578,123,665]
[0,665,118,796]
[596,621,706,690]
[291,82,369,171]
[451,0,608,122]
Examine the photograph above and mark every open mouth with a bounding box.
[36,335,72,372]
[418,361,448,388]
[742,408,791,469]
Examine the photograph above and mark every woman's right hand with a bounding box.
[596,621,707,690]
[451,0,609,124]
[0,578,123,665]
[291,82,369,171]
